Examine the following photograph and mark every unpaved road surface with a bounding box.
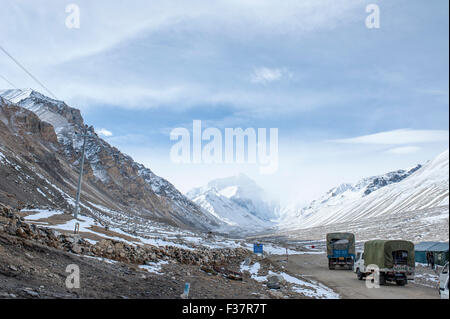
[269,254,440,299]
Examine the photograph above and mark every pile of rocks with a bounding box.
[0,204,249,269]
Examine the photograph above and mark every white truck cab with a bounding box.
[353,251,365,278]
[439,262,449,299]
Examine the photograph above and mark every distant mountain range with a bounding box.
[277,149,449,230]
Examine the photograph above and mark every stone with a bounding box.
[8,265,18,272]
[267,274,284,285]
[23,288,40,298]
[267,282,281,290]
[71,244,82,254]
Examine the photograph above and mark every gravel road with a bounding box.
[269,253,439,299]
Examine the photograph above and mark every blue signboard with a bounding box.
[183,283,190,296]
[253,243,263,254]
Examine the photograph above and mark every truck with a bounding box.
[326,233,355,270]
[353,240,415,286]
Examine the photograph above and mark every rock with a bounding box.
[71,244,82,254]
[268,290,284,298]
[267,274,284,285]
[267,282,281,290]
[23,288,40,298]
[8,265,18,272]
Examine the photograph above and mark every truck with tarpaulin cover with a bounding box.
[326,233,355,270]
[354,240,415,286]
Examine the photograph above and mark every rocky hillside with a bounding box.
[0,89,221,232]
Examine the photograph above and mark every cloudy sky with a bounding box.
[0,0,448,205]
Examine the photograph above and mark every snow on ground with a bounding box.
[81,255,117,265]
[240,261,339,299]
[274,271,339,299]
[240,262,267,282]
[261,243,324,255]
[415,273,439,285]
[20,208,327,259]
[413,263,442,288]
[138,237,195,251]
[23,209,65,221]
[139,260,169,274]
[36,188,47,198]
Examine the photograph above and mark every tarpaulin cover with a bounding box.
[326,233,355,256]
[364,240,415,268]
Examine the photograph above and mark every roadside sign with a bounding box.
[253,243,263,254]
[181,282,190,299]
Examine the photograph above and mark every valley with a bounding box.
[0,89,448,299]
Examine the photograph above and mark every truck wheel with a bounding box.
[396,278,407,286]
[357,269,363,280]
[379,273,386,286]
[328,260,335,270]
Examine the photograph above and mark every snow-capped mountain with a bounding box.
[187,174,278,229]
[279,149,449,230]
[0,89,222,231]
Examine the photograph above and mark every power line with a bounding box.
[0,73,18,89]
[0,45,58,99]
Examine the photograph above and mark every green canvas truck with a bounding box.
[354,240,415,286]
[326,233,355,270]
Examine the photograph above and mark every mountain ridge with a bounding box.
[0,88,222,232]
[278,149,449,230]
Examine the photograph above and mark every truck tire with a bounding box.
[328,260,335,270]
[357,269,364,280]
[379,273,386,286]
[396,278,407,286]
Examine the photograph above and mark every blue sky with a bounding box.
[0,0,448,204]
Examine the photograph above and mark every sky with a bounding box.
[0,0,448,206]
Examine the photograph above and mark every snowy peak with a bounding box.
[310,163,423,209]
[0,88,34,103]
[188,174,262,198]
[187,174,278,230]
[362,164,422,196]
[0,88,84,138]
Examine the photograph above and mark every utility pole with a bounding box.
[74,126,91,220]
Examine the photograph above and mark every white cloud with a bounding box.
[0,0,363,67]
[385,146,422,155]
[332,129,449,145]
[97,128,113,137]
[250,67,290,84]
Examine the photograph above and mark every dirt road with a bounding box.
[269,253,439,299]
